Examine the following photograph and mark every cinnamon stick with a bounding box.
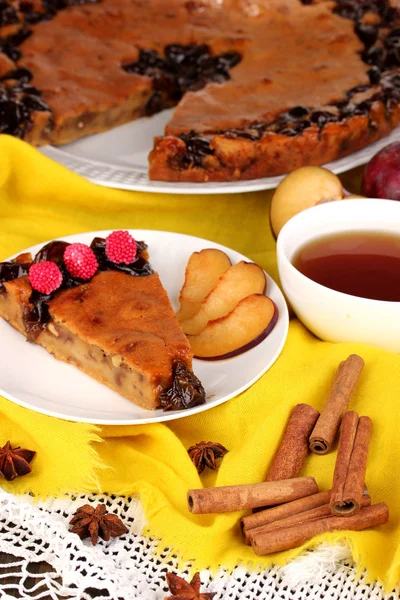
[266,404,319,481]
[251,502,388,556]
[246,494,371,545]
[241,490,331,535]
[330,411,372,516]
[187,477,318,514]
[309,355,364,455]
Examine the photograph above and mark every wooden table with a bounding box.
[0,552,58,598]
[0,551,107,598]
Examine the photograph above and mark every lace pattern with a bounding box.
[0,488,398,599]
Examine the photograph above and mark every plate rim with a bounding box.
[39,122,400,195]
[0,229,289,425]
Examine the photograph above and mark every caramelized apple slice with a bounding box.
[180,261,267,335]
[188,294,277,360]
[176,249,231,322]
[13,252,33,265]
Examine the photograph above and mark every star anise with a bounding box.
[69,504,128,546]
[0,441,36,481]
[187,441,228,474]
[165,572,216,600]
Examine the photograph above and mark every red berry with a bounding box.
[29,261,62,295]
[105,230,137,264]
[64,243,98,280]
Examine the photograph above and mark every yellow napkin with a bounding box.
[0,135,399,589]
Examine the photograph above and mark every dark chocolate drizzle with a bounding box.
[0,78,50,137]
[0,0,101,30]
[0,237,205,413]
[123,44,241,117]
[90,237,153,278]
[0,237,153,341]
[0,260,29,291]
[0,25,51,137]
[0,27,31,62]
[0,1,19,27]
[178,131,216,168]
[159,359,206,411]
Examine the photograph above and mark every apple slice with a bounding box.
[176,249,231,322]
[180,261,267,335]
[188,294,278,360]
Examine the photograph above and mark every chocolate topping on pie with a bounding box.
[0,238,153,340]
[0,237,206,411]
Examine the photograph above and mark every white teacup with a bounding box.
[277,199,400,353]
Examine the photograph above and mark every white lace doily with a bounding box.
[0,488,398,600]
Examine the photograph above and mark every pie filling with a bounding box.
[0,237,206,411]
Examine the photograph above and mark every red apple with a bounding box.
[362,142,400,200]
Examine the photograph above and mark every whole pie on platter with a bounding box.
[0,0,399,181]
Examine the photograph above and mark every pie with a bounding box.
[0,0,399,181]
[0,236,206,411]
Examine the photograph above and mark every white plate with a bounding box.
[0,231,289,424]
[39,113,400,194]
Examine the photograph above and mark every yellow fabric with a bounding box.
[0,135,399,589]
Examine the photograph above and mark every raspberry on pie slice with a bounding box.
[0,239,206,411]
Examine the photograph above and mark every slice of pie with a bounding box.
[0,0,399,181]
[0,236,206,411]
